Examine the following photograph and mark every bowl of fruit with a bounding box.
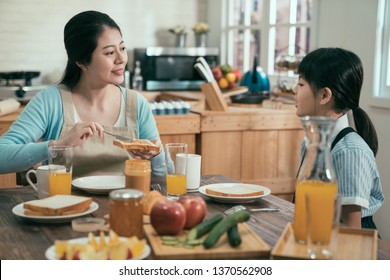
[211,64,242,90]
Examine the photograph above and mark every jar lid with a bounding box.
[109,189,144,200]
[125,159,151,167]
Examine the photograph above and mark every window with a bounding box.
[219,0,316,86]
[372,0,390,108]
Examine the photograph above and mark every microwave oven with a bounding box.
[133,47,219,91]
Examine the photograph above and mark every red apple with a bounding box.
[150,200,186,235]
[227,81,235,89]
[178,196,207,229]
[212,68,223,80]
[232,69,242,81]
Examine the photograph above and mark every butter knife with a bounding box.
[248,208,280,212]
[103,131,133,142]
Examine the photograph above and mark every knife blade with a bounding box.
[248,208,280,212]
[103,131,133,142]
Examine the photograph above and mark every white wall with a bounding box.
[315,0,390,241]
[0,0,207,84]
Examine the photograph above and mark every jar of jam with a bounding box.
[109,189,144,238]
[125,159,151,194]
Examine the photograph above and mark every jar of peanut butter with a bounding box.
[109,189,144,238]
[125,159,151,194]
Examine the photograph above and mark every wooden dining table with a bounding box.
[0,174,389,260]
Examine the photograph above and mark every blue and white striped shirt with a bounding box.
[330,114,384,217]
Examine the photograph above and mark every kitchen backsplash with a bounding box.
[0,0,207,85]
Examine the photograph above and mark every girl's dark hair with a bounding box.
[60,10,122,89]
[298,47,378,156]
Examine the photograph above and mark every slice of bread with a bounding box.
[23,195,92,216]
[113,139,160,152]
[205,185,264,197]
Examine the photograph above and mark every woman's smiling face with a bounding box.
[84,27,128,87]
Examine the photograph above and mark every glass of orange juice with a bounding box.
[164,143,188,200]
[305,190,341,259]
[48,146,73,196]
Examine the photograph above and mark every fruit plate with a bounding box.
[72,175,125,194]
[199,183,271,203]
[12,202,99,223]
[45,237,151,260]
[144,223,270,260]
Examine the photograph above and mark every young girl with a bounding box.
[293,47,384,230]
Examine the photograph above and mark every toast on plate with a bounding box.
[205,185,264,197]
[113,139,160,152]
[23,195,92,216]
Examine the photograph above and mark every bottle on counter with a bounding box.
[132,61,143,91]
[293,116,338,245]
[124,65,130,89]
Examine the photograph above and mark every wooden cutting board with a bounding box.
[143,223,271,259]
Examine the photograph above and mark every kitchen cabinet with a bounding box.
[194,106,304,201]
[155,113,200,153]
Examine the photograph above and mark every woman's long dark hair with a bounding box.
[60,11,122,89]
[298,47,378,156]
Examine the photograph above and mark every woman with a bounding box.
[293,47,384,229]
[0,11,165,178]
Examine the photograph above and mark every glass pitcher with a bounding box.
[293,116,338,244]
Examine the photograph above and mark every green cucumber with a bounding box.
[187,213,224,241]
[203,210,250,249]
[227,224,241,247]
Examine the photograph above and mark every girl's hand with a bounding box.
[49,122,104,147]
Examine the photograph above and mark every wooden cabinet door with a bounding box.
[199,131,242,181]
[241,129,303,201]
[160,135,196,154]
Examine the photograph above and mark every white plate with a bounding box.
[12,202,99,223]
[72,175,125,194]
[45,237,151,260]
[199,183,271,203]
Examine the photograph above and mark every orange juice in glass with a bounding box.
[49,172,72,195]
[293,180,337,243]
[165,143,188,200]
[166,174,187,196]
[48,146,73,196]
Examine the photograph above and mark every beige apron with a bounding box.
[59,86,138,178]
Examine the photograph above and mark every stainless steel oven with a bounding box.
[133,47,219,91]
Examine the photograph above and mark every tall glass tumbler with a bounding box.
[48,146,73,196]
[165,143,188,200]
